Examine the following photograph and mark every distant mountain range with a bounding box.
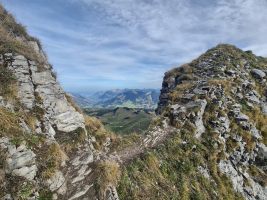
[70,89,160,109]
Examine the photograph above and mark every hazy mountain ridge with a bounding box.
[71,88,160,109]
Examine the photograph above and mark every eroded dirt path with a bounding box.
[107,120,178,164]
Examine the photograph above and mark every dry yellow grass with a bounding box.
[0,5,46,65]
[65,93,83,113]
[97,160,121,197]
[84,115,102,131]
[165,64,193,78]
[169,82,194,102]
[84,115,119,150]
[0,107,22,137]
[41,143,68,179]
[245,107,267,145]
[208,79,232,94]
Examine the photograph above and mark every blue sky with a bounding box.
[1,0,267,92]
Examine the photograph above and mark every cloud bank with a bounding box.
[1,0,267,92]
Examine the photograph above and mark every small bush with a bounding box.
[17,182,34,200]
[85,115,102,132]
[55,127,88,153]
[31,105,45,121]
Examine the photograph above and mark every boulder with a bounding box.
[0,138,37,181]
[235,113,249,122]
[251,69,266,79]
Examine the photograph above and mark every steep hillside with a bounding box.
[117,44,267,200]
[0,5,119,200]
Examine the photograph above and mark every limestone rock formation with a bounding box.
[0,5,100,200]
[154,44,267,200]
[4,52,85,136]
[117,44,267,200]
[0,137,37,181]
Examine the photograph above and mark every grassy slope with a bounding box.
[117,45,267,200]
[84,107,154,135]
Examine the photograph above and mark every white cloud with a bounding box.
[2,0,267,91]
[77,0,267,53]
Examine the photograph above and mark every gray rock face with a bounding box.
[219,160,267,200]
[156,45,267,200]
[170,99,207,138]
[0,96,14,111]
[261,103,267,115]
[106,186,120,200]
[191,99,207,138]
[7,55,35,109]
[1,49,96,199]
[257,143,267,160]
[0,137,37,181]
[251,69,266,79]
[197,166,210,179]
[68,184,93,200]
[46,170,66,193]
[2,53,85,135]
[235,113,249,121]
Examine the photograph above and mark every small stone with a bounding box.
[235,113,249,121]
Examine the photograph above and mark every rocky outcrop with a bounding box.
[155,44,267,200]
[219,160,267,200]
[2,52,85,136]
[0,137,37,181]
[0,50,98,199]
[251,69,266,79]
[0,6,98,199]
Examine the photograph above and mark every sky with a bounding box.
[1,0,267,92]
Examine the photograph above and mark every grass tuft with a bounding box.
[97,160,121,198]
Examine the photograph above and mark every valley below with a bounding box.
[83,107,155,135]
[73,88,159,135]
